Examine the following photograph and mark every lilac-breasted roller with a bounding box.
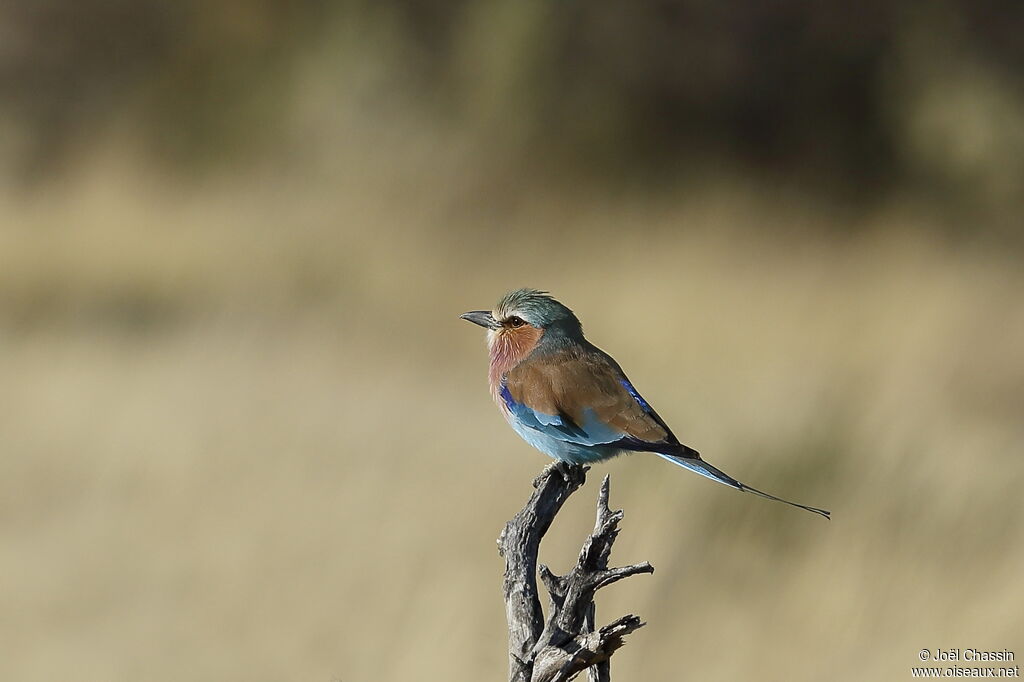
[461,289,830,518]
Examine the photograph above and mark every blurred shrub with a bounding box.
[1,0,1023,229]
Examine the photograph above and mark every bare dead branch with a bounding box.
[499,466,653,682]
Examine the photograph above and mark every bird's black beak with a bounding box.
[460,310,500,330]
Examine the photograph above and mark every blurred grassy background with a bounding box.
[2,2,1023,680]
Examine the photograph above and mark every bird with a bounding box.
[461,288,830,519]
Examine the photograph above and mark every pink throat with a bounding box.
[487,328,541,407]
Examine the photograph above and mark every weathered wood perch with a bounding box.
[498,462,654,682]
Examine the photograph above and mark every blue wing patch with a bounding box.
[615,378,683,451]
[499,383,622,446]
[620,379,651,411]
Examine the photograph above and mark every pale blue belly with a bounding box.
[507,417,622,464]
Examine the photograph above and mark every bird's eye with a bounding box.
[506,316,527,327]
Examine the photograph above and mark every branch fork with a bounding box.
[498,463,654,682]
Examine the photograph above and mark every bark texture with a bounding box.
[498,463,654,682]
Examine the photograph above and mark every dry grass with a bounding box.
[1,143,1022,681]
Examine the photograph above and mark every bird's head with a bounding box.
[461,289,582,364]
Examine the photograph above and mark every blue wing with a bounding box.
[499,384,624,446]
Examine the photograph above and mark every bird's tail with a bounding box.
[656,449,830,519]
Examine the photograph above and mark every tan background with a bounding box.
[2,3,1022,680]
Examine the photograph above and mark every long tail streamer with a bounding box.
[657,453,831,519]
